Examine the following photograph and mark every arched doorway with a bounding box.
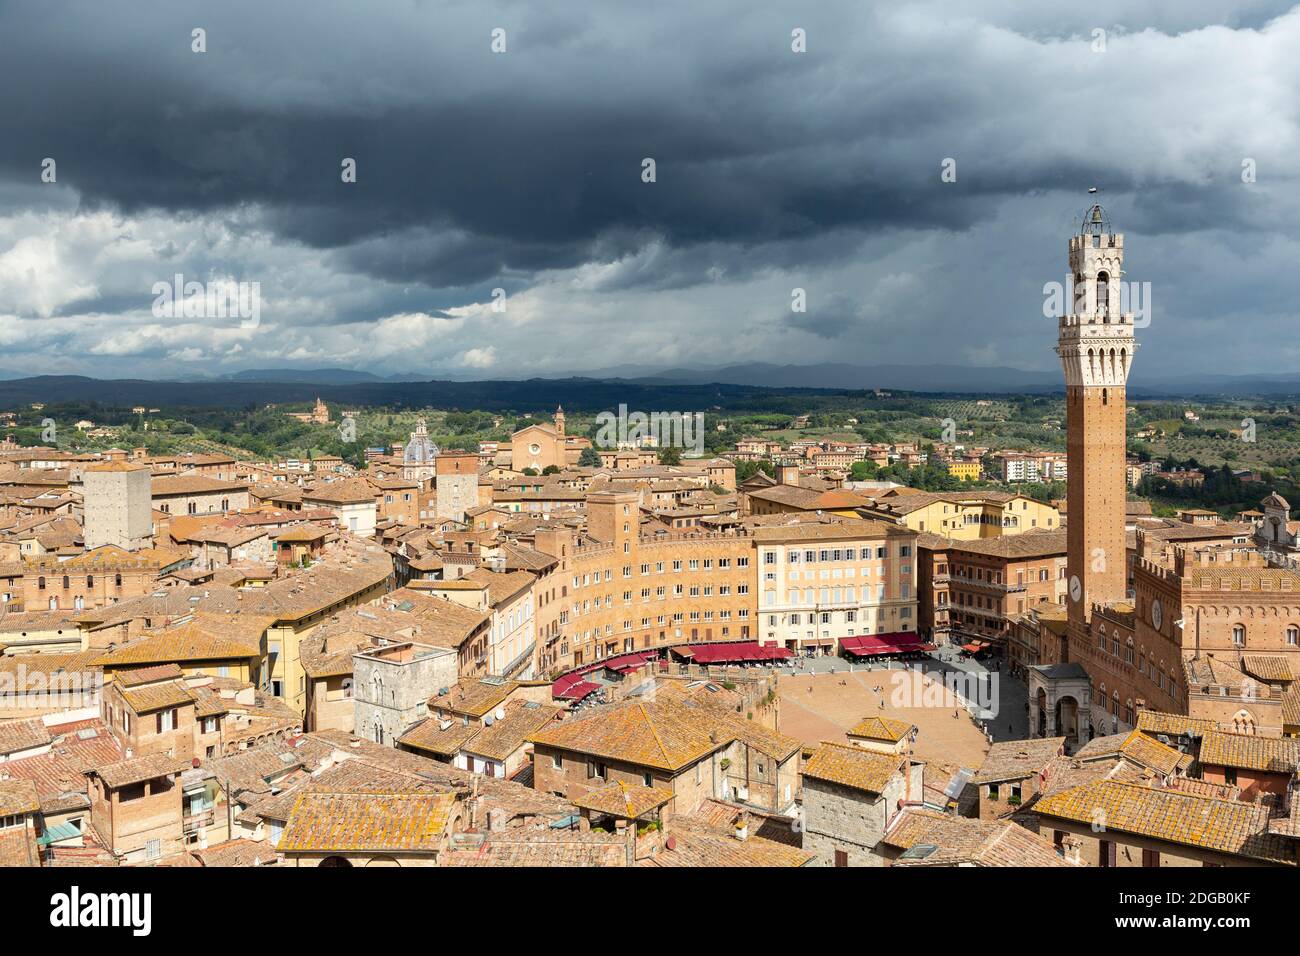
[1035,687,1048,737]
[1055,696,1080,748]
[319,856,352,868]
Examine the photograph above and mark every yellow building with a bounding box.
[858,491,1060,539]
[945,460,982,482]
[94,612,274,685]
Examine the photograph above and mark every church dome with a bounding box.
[403,420,439,464]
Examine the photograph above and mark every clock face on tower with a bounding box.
[1151,599,1163,630]
[1069,575,1082,603]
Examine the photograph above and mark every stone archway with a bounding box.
[319,856,352,868]
[1055,696,1080,749]
[1027,663,1093,753]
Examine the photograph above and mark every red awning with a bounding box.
[840,632,930,657]
[600,650,659,673]
[553,678,601,701]
[677,641,793,665]
[551,650,660,699]
[840,636,895,656]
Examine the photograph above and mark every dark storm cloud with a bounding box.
[0,0,1297,377]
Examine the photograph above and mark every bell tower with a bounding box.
[1055,202,1137,640]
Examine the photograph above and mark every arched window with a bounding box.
[1232,624,1246,647]
[1096,271,1110,318]
[1288,626,1299,647]
[1231,709,1256,735]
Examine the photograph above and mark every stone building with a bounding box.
[82,461,153,551]
[151,475,251,517]
[435,450,482,523]
[351,638,458,747]
[509,407,587,473]
[800,741,924,866]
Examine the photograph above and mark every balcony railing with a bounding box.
[497,641,537,679]
[183,809,214,834]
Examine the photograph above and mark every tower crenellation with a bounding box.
[1056,205,1137,389]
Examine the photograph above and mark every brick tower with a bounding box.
[1055,202,1137,639]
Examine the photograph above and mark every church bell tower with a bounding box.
[1055,202,1137,640]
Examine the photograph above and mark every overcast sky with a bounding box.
[0,0,1297,382]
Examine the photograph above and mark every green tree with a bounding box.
[659,446,682,466]
[849,460,879,482]
[578,446,602,467]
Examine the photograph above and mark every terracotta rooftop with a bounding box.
[1199,731,1300,774]
[1241,655,1294,683]
[885,809,1073,867]
[114,663,185,687]
[1136,710,1218,738]
[442,829,627,867]
[278,790,458,854]
[847,716,915,743]
[573,781,674,819]
[1034,780,1295,864]
[152,475,250,496]
[398,717,483,757]
[529,700,724,772]
[0,778,40,817]
[802,742,906,794]
[461,702,563,762]
[644,813,813,867]
[94,614,269,668]
[430,679,522,719]
[90,753,189,790]
[972,737,1065,785]
[191,837,282,867]
[0,717,52,756]
[1074,729,1191,777]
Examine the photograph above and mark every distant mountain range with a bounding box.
[2,363,1299,408]
[572,362,1300,397]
